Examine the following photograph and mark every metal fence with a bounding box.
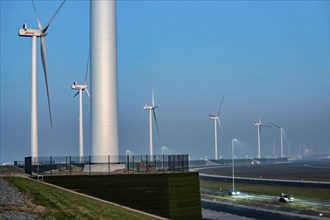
[24,154,189,175]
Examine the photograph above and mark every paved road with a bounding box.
[202,199,326,220]
[201,188,330,210]
[202,208,256,220]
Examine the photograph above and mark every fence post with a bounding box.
[175,155,177,172]
[162,154,165,173]
[153,155,156,172]
[126,155,129,173]
[50,156,52,175]
[69,156,72,175]
[146,155,149,173]
[108,155,110,175]
[89,155,91,175]
[132,156,135,172]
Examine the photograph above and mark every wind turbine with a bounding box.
[272,124,287,158]
[209,94,225,160]
[254,110,272,159]
[254,116,262,159]
[254,105,273,159]
[18,0,66,162]
[143,89,160,161]
[71,52,90,163]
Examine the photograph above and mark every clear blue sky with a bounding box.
[1,0,329,163]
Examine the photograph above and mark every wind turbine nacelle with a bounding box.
[18,28,43,37]
[144,105,153,110]
[71,83,87,90]
[209,115,219,120]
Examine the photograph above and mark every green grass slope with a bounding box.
[5,177,161,220]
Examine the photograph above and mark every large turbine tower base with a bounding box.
[90,0,119,163]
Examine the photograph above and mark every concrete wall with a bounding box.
[45,172,202,219]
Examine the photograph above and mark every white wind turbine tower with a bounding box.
[209,94,225,160]
[254,116,262,159]
[18,0,66,162]
[254,106,272,159]
[272,124,287,158]
[71,53,90,163]
[91,0,119,163]
[143,90,160,160]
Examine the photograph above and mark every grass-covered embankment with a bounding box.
[5,177,162,220]
[0,165,25,174]
[44,173,202,220]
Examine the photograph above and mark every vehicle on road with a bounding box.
[279,193,294,202]
[228,190,241,196]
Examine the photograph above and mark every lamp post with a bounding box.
[162,146,166,155]
[125,150,131,162]
[232,139,238,194]
[161,146,166,171]
[125,150,131,172]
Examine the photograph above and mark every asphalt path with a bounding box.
[202,208,256,220]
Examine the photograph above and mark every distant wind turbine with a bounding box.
[143,89,160,160]
[18,0,66,162]
[271,124,287,158]
[71,52,90,162]
[209,93,225,160]
[254,107,271,159]
[254,116,262,159]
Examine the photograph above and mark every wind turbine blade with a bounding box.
[32,0,42,30]
[84,49,90,85]
[40,36,48,77]
[151,88,155,107]
[40,36,53,128]
[217,118,226,139]
[217,93,225,116]
[85,88,90,99]
[42,0,66,33]
[283,129,287,142]
[256,103,261,123]
[263,124,273,128]
[153,109,160,139]
[74,91,79,97]
[270,123,280,128]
